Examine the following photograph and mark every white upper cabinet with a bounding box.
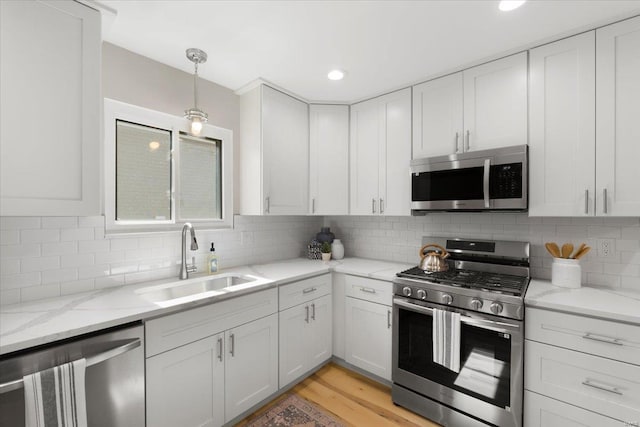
[350,88,411,216]
[463,52,528,152]
[530,16,640,217]
[412,73,463,158]
[309,105,349,215]
[239,85,309,215]
[412,53,527,159]
[0,0,101,216]
[529,32,596,216]
[596,16,640,216]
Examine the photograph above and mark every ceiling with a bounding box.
[101,0,640,103]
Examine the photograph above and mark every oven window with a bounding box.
[397,308,511,408]
[412,167,484,202]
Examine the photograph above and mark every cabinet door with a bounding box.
[0,0,100,216]
[380,88,412,216]
[524,391,625,427]
[332,273,346,360]
[262,86,309,215]
[412,73,464,158]
[529,32,596,216]
[350,98,381,215]
[146,334,225,427]
[345,297,392,381]
[309,294,333,368]
[309,105,349,215]
[596,16,640,216]
[225,313,278,422]
[279,304,310,388]
[463,52,528,152]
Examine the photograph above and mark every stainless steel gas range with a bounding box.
[392,236,530,427]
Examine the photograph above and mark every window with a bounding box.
[104,99,233,233]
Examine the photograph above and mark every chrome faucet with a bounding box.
[179,222,198,280]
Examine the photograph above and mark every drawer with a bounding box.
[525,340,640,423]
[344,275,393,306]
[526,307,640,366]
[146,288,278,357]
[279,274,331,310]
[524,391,628,427]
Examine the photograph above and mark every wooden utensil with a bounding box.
[545,242,561,258]
[571,243,586,259]
[561,243,574,259]
[574,246,591,260]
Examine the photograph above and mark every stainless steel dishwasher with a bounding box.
[0,323,145,426]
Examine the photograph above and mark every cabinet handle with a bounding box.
[303,287,317,294]
[483,158,491,208]
[305,305,310,323]
[217,337,223,361]
[372,198,377,214]
[311,303,316,321]
[582,379,623,395]
[360,287,376,294]
[585,189,589,215]
[312,198,316,214]
[229,334,235,357]
[387,310,391,329]
[603,188,608,214]
[265,197,270,214]
[455,132,460,153]
[465,130,470,151]
[380,198,384,214]
[582,333,623,346]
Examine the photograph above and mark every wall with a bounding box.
[324,214,640,290]
[0,215,322,305]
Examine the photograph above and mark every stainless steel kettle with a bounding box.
[419,244,450,272]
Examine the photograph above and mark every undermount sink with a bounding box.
[136,273,268,307]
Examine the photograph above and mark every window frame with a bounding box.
[104,98,233,234]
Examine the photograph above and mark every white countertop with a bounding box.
[525,279,640,326]
[0,257,411,355]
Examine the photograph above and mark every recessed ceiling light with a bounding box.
[149,141,160,151]
[499,0,526,11]
[327,69,345,81]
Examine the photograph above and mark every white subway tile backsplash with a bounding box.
[21,229,60,243]
[1,289,21,305]
[78,216,105,228]
[61,254,95,268]
[42,268,78,284]
[1,259,21,276]
[42,217,78,229]
[0,230,20,245]
[42,242,77,256]
[110,238,139,251]
[0,217,40,230]
[95,275,125,289]
[2,272,41,289]
[78,264,110,279]
[78,240,110,253]
[21,256,61,273]
[21,284,61,302]
[61,228,95,242]
[61,279,95,295]
[2,244,40,258]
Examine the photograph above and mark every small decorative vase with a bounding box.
[551,258,581,288]
[316,227,335,244]
[331,239,344,260]
[321,252,331,262]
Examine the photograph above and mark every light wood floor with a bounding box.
[235,363,440,427]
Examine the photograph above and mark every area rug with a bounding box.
[243,393,345,427]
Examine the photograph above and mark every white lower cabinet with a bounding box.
[145,289,279,427]
[225,314,279,421]
[345,296,392,381]
[146,334,225,427]
[525,391,626,427]
[279,276,332,388]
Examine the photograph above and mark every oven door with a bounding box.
[392,297,523,427]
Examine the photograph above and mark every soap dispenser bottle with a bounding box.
[208,242,218,274]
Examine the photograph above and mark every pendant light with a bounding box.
[184,48,208,136]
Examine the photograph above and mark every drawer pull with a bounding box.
[303,287,317,294]
[582,333,623,346]
[582,379,623,396]
[360,287,376,294]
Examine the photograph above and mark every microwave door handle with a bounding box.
[483,159,491,208]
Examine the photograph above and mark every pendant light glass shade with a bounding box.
[184,48,208,136]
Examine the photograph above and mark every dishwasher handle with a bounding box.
[0,338,141,395]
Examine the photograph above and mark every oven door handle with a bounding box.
[393,298,520,333]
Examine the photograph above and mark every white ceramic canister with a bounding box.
[331,239,345,260]
[551,258,582,288]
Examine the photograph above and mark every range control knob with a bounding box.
[416,289,427,300]
[490,302,504,315]
[442,294,453,305]
[402,286,412,297]
[470,299,483,310]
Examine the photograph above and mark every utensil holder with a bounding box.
[551,258,582,288]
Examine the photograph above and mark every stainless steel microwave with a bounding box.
[411,145,528,213]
